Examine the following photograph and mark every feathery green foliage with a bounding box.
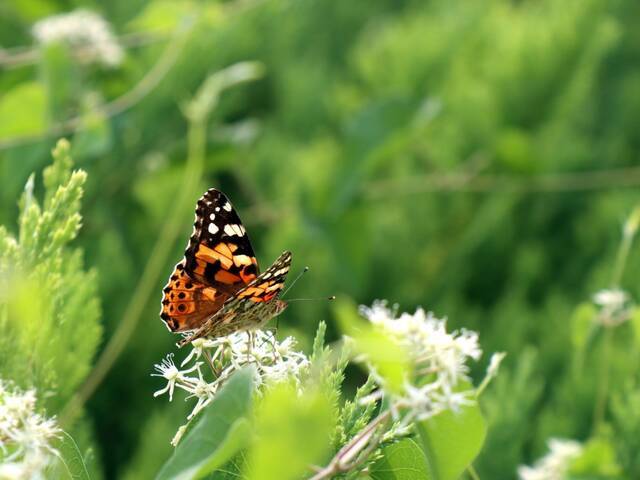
[0,139,101,413]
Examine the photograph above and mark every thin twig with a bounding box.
[364,165,640,195]
[309,410,391,480]
[0,31,167,70]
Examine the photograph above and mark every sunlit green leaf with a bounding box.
[334,297,409,392]
[416,400,487,480]
[156,367,255,480]
[371,438,430,480]
[569,437,622,477]
[0,82,47,138]
[246,382,334,480]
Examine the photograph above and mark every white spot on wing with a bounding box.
[223,202,232,211]
[209,213,216,221]
[266,283,284,292]
[215,207,220,212]
[233,254,252,267]
[224,224,244,237]
[208,223,219,234]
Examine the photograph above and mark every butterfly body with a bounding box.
[160,188,291,346]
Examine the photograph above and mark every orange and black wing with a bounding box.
[235,250,292,304]
[160,260,227,332]
[184,188,259,291]
[160,188,259,333]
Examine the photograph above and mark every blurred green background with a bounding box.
[1,0,640,478]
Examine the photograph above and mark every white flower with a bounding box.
[0,380,61,480]
[151,354,200,401]
[518,438,582,480]
[487,352,506,380]
[359,301,482,425]
[153,329,311,444]
[593,288,632,326]
[32,9,123,67]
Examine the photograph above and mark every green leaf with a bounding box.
[0,82,47,138]
[50,430,91,480]
[194,417,251,478]
[246,383,334,480]
[156,367,255,480]
[569,437,622,477]
[371,438,430,480]
[333,297,409,392]
[416,401,487,480]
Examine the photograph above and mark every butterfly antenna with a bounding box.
[281,266,310,298]
[287,296,336,302]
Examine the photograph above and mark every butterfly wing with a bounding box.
[160,188,259,333]
[235,250,292,304]
[184,188,259,290]
[177,251,292,345]
[160,261,227,332]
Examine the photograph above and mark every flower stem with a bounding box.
[309,410,391,480]
[467,465,481,480]
[591,208,639,432]
[611,227,634,288]
[592,326,613,431]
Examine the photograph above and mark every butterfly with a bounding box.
[160,188,291,347]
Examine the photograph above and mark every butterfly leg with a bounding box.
[245,330,255,363]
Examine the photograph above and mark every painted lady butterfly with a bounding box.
[160,188,291,347]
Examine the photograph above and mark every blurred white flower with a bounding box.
[32,9,123,67]
[0,380,61,480]
[359,301,482,427]
[593,288,632,326]
[152,329,310,443]
[486,352,506,380]
[518,438,582,480]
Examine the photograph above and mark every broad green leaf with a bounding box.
[416,401,487,480]
[334,297,409,392]
[0,82,47,138]
[569,437,622,477]
[49,430,91,480]
[156,367,255,480]
[246,383,334,480]
[371,438,430,480]
[194,418,251,478]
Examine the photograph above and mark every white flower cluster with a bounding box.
[517,438,582,480]
[153,330,310,445]
[359,301,483,426]
[32,9,124,67]
[593,288,632,327]
[0,381,61,480]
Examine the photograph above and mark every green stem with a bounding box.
[60,99,205,427]
[467,465,481,480]
[611,228,634,288]
[592,327,613,431]
[591,211,639,432]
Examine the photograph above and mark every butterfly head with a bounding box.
[273,299,288,315]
